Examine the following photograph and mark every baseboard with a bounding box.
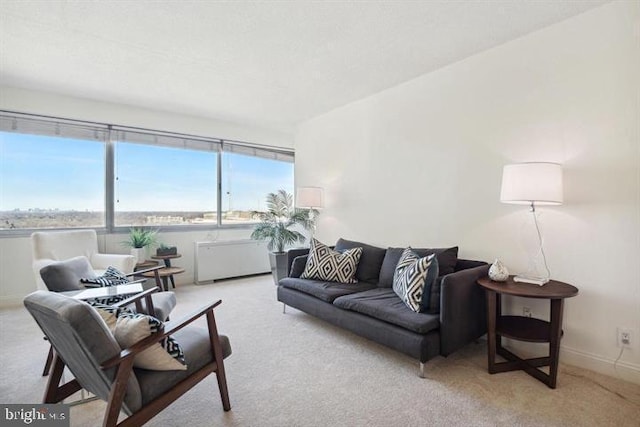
[561,345,640,385]
[0,294,26,308]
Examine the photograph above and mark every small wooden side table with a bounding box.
[477,276,578,389]
[151,254,182,289]
[142,266,185,292]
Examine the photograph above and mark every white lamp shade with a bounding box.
[500,162,563,205]
[296,186,324,208]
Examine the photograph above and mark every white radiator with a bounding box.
[194,240,271,284]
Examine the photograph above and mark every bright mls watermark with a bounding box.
[1,404,69,426]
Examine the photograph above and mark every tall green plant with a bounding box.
[122,228,158,249]
[251,189,316,253]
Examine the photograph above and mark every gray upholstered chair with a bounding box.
[38,256,177,376]
[24,290,231,427]
[38,256,176,321]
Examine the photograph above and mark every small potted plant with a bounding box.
[122,228,158,264]
[156,243,178,257]
[251,189,316,284]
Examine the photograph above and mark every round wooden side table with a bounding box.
[151,254,182,289]
[477,275,578,389]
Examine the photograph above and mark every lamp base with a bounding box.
[513,275,549,286]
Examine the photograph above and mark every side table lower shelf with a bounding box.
[497,316,551,342]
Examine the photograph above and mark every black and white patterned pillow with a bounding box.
[81,266,129,288]
[392,248,436,312]
[91,302,186,370]
[301,239,363,284]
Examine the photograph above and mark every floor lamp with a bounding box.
[500,162,563,285]
[296,186,324,240]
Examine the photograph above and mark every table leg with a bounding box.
[548,298,565,389]
[164,259,176,289]
[486,290,497,373]
[161,276,169,292]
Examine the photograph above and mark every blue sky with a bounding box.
[0,132,293,212]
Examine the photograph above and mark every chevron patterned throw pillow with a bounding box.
[392,248,436,312]
[92,303,186,371]
[301,238,363,284]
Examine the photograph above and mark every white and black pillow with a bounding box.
[301,239,363,284]
[392,248,437,312]
[91,302,186,371]
[81,266,129,288]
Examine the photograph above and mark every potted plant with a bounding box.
[156,243,178,257]
[251,189,316,285]
[122,228,158,264]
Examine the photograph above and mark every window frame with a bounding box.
[0,111,295,237]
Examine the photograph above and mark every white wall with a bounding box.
[295,1,640,383]
[0,87,293,305]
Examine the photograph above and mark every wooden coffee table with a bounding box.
[477,276,578,389]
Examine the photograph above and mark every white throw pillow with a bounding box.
[92,304,186,371]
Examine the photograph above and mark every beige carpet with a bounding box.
[1,275,639,426]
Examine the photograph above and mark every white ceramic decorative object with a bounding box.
[488,258,509,282]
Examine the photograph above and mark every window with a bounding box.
[0,112,294,232]
[221,144,294,224]
[0,116,107,230]
[112,130,219,227]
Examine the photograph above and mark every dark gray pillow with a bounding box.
[39,256,95,292]
[334,238,387,284]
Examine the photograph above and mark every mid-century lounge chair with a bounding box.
[38,255,177,376]
[24,290,231,427]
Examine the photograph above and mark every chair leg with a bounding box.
[282,303,286,314]
[42,345,54,376]
[216,367,231,412]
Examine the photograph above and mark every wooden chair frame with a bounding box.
[43,292,230,427]
[41,266,164,377]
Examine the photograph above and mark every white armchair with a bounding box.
[31,230,136,291]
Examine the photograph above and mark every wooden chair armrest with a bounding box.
[128,265,163,276]
[163,300,222,336]
[112,287,158,309]
[101,299,222,369]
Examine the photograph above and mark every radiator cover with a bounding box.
[194,240,270,284]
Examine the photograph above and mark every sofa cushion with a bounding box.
[379,246,458,287]
[333,289,440,334]
[301,239,363,284]
[334,238,387,284]
[392,249,437,312]
[279,277,376,303]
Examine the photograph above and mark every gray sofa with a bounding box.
[277,238,489,376]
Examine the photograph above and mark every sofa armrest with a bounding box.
[439,264,489,356]
[287,248,310,277]
[90,253,136,274]
[289,255,309,278]
[455,258,488,272]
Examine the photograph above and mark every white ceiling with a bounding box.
[0,1,609,133]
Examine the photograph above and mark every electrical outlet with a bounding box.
[617,328,632,348]
[523,307,532,318]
